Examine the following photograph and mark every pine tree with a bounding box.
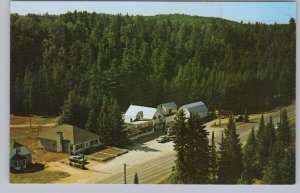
[278,109,291,148]
[110,98,128,147]
[187,112,209,184]
[59,90,86,128]
[268,116,276,152]
[257,114,267,171]
[85,107,98,133]
[241,127,259,184]
[134,172,139,184]
[217,131,228,183]
[209,131,217,183]
[280,145,295,184]
[256,114,264,141]
[263,141,285,184]
[223,115,243,184]
[97,95,111,145]
[173,110,188,183]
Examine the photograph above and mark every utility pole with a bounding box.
[218,104,221,126]
[29,114,32,129]
[124,163,127,184]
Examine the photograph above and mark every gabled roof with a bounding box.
[180,101,208,113]
[38,124,99,145]
[125,105,157,120]
[10,140,24,149]
[160,102,177,108]
[10,140,32,159]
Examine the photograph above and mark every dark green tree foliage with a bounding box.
[59,90,88,129]
[241,127,259,184]
[134,172,139,184]
[278,109,291,148]
[263,112,296,184]
[173,111,209,184]
[173,110,188,183]
[11,13,295,116]
[187,113,210,183]
[217,131,228,183]
[96,95,127,146]
[85,107,99,134]
[259,116,276,167]
[280,145,295,184]
[209,131,217,183]
[263,141,285,184]
[268,116,276,151]
[219,115,243,184]
[256,114,264,141]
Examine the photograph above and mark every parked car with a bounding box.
[157,136,171,143]
[69,154,86,164]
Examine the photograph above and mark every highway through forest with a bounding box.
[96,103,295,184]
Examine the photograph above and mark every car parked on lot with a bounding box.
[157,136,171,143]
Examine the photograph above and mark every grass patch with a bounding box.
[91,152,112,159]
[100,147,123,155]
[10,115,59,126]
[10,170,69,184]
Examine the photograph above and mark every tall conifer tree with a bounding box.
[209,131,217,183]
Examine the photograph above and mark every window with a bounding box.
[16,147,20,153]
[90,139,98,145]
[78,143,84,149]
[70,145,73,151]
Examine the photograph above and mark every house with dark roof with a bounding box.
[38,124,100,154]
[10,140,32,171]
[178,101,208,119]
[156,102,177,129]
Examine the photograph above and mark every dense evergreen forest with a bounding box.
[11,12,295,120]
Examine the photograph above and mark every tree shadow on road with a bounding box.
[128,143,160,152]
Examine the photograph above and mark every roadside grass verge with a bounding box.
[10,170,69,184]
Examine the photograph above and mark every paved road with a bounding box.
[97,103,295,184]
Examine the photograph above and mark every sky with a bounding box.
[10,1,296,24]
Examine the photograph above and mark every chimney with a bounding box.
[56,131,63,152]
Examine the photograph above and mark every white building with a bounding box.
[157,102,177,128]
[178,101,208,119]
[124,105,162,140]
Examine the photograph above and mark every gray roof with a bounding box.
[160,102,177,108]
[10,140,24,149]
[38,124,99,145]
[180,101,208,113]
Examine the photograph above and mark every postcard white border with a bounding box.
[0,1,299,193]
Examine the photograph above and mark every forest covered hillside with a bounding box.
[11,12,295,119]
